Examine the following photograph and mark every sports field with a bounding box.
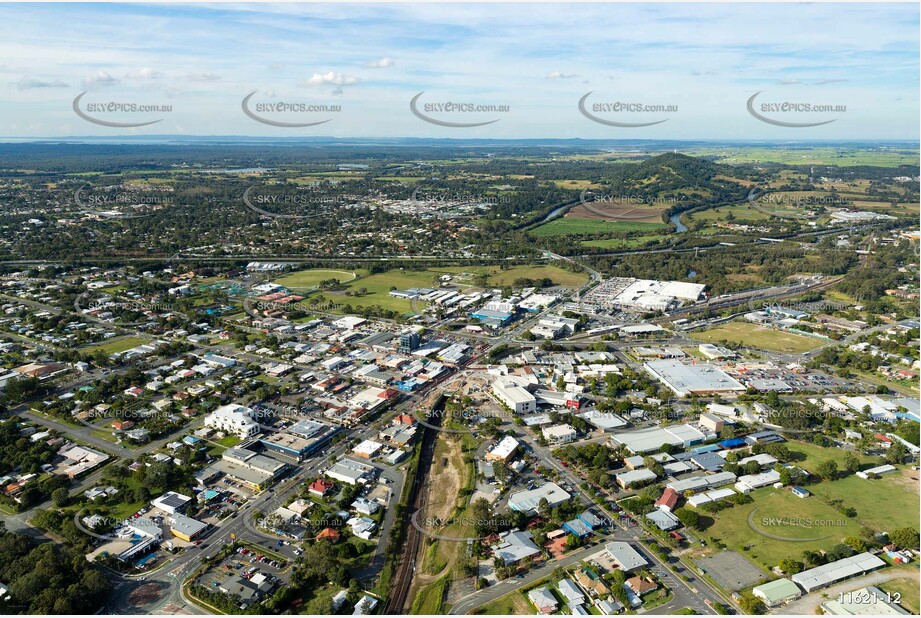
[689,321,824,353]
[272,268,360,290]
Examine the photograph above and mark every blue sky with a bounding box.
[0,2,917,139]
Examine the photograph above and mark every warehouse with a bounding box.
[604,542,648,572]
[326,458,379,486]
[791,553,887,592]
[610,423,715,454]
[752,579,802,607]
[643,360,746,397]
[616,469,657,489]
[666,471,737,494]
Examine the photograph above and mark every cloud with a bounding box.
[14,76,69,91]
[82,71,118,87]
[778,78,802,85]
[545,70,578,80]
[186,72,221,82]
[124,67,163,80]
[302,71,359,87]
[366,57,395,69]
[813,78,848,85]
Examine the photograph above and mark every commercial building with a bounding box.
[204,404,260,438]
[666,472,737,494]
[508,482,571,514]
[152,491,192,515]
[259,420,339,462]
[493,530,541,564]
[604,542,648,572]
[610,423,715,454]
[616,469,657,489]
[326,458,379,486]
[492,378,537,414]
[485,436,520,463]
[643,360,746,397]
[169,513,208,542]
[542,424,578,444]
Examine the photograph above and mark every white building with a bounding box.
[543,424,578,444]
[204,404,260,438]
[492,378,537,414]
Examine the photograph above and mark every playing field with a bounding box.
[689,321,824,353]
[806,470,920,533]
[704,488,863,569]
[272,268,359,290]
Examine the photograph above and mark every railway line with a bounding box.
[383,394,447,614]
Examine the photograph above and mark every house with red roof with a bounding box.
[309,479,335,497]
[655,487,679,512]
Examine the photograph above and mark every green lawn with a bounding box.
[529,218,666,237]
[272,268,360,291]
[582,235,667,250]
[704,488,863,570]
[474,590,532,615]
[81,336,150,355]
[684,203,774,222]
[878,577,921,614]
[807,472,920,533]
[689,321,823,354]
[214,435,241,447]
[410,576,447,614]
[785,440,878,474]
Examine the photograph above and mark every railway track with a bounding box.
[384,394,446,614]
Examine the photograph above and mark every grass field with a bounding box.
[272,268,360,290]
[82,336,150,355]
[474,591,532,615]
[704,488,863,569]
[785,440,878,473]
[689,321,824,353]
[410,576,447,614]
[685,203,774,222]
[878,577,921,614]
[806,471,920,533]
[528,217,667,237]
[581,234,668,250]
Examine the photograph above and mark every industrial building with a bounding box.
[610,423,716,454]
[643,360,746,397]
[791,553,887,592]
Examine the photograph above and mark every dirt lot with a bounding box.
[567,202,667,222]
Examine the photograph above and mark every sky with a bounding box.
[0,2,918,140]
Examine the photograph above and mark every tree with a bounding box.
[843,536,867,553]
[674,508,700,530]
[816,460,838,481]
[890,527,920,550]
[50,487,69,508]
[843,452,860,473]
[778,559,802,574]
[739,592,766,615]
[885,442,907,465]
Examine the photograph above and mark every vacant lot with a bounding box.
[689,321,823,353]
[82,336,150,355]
[807,470,920,533]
